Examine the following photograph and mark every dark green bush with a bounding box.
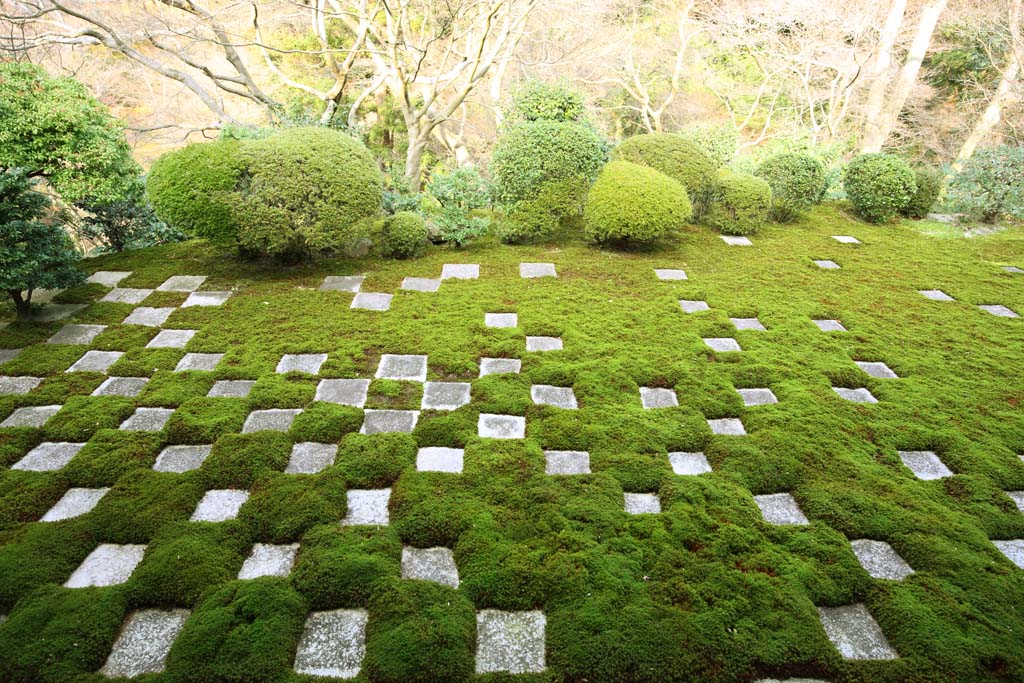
[843,153,916,223]
[611,133,716,217]
[583,161,691,244]
[505,80,587,123]
[378,211,429,259]
[427,167,492,212]
[901,167,944,219]
[947,146,1024,223]
[497,176,589,244]
[705,170,772,236]
[754,153,826,222]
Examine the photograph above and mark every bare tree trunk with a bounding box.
[405,137,428,192]
[8,289,32,320]
[861,0,908,136]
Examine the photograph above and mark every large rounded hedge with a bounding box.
[705,170,771,236]
[843,153,916,224]
[583,160,691,244]
[901,167,943,219]
[611,134,716,217]
[754,153,826,222]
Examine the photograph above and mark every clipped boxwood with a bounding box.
[611,133,716,216]
[843,153,916,223]
[901,167,943,219]
[705,170,771,236]
[378,211,429,259]
[583,160,691,244]
[754,153,826,222]
[497,176,588,244]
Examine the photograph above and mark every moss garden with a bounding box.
[0,205,1022,683]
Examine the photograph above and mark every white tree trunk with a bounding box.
[861,0,908,134]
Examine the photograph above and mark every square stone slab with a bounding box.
[731,317,766,331]
[315,379,370,406]
[919,289,954,301]
[190,489,249,522]
[175,353,224,372]
[277,353,328,374]
[2,405,61,428]
[521,263,556,278]
[708,417,746,435]
[417,447,464,473]
[0,376,42,395]
[93,377,148,397]
[813,319,846,332]
[669,452,712,475]
[478,414,526,439]
[401,546,460,587]
[35,304,86,322]
[146,330,196,349]
[294,609,367,678]
[979,304,1019,318]
[208,380,255,398]
[833,387,878,403]
[68,350,124,373]
[654,268,687,280]
[41,487,109,522]
[817,604,898,660]
[360,409,419,434]
[480,358,522,376]
[855,361,898,379]
[531,385,578,409]
[993,540,1024,568]
[422,382,471,410]
[376,354,428,381]
[100,609,189,678]
[624,492,661,514]
[120,407,173,432]
[704,337,741,352]
[47,323,106,345]
[544,450,590,475]
[720,235,753,246]
[1003,266,1024,274]
[401,277,441,292]
[286,442,338,474]
[1007,491,1024,513]
[12,442,84,471]
[154,445,212,473]
[897,450,952,480]
[526,336,562,352]
[157,275,206,292]
[833,235,861,244]
[679,300,710,313]
[101,288,153,304]
[850,539,914,580]
[182,291,232,307]
[123,307,175,327]
[238,543,299,579]
[640,387,678,409]
[88,271,132,287]
[341,488,390,525]
[475,610,546,674]
[754,493,809,525]
[738,388,778,406]
[64,544,146,588]
[243,409,302,433]
[351,292,392,311]
[814,259,841,269]
[486,312,518,328]
[320,275,364,292]
[0,348,21,365]
[441,264,479,280]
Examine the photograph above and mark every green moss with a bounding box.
[366,379,423,409]
[91,323,158,351]
[0,470,68,529]
[248,374,316,409]
[108,348,185,376]
[86,469,205,543]
[139,371,215,406]
[63,430,162,487]
[0,522,97,609]
[335,432,416,489]
[42,396,135,442]
[239,472,348,543]
[165,397,249,443]
[290,525,401,608]
[200,432,291,489]
[289,401,363,442]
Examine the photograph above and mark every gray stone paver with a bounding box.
[320,275,364,292]
[720,235,753,246]
[526,336,562,352]
[315,379,370,406]
[814,259,841,269]
[639,387,677,409]
[855,361,898,379]
[154,445,212,473]
[401,546,460,587]
[123,307,175,327]
[238,543,299,579]
[208,380,255,398]
[754,493,809,525]
[293,609,367,678]
[190,489,249,522]
[478,414,525,439]
[2,405,61,428]
[485,313,518,328]
[850,539,914,580]
[341,488,390,526]
[422,382,471,411]
[1008,491,1024,513]
[738,388,778,406]
[416,447,464,473]
[812,319,846,332]
[704,337,741,352]
[286,443,338,474]
[654,268,687,281]
[41,487,109,522]
[731,317,766,331]
[833,387,878,403]
[897,450,953,480]
[624,493,661,514]
[521,263,557,278]
[919,289,954,302]
[146,330,196,349]
[360,409,419,434]
[120,407,173,432]
[375,354,427,382]
[101,288,153,304]
[64,544,146,588]
[243,409,302,433]
[0,348,21,365]
[182,291,232,307]
[531,385,577,409]
[833,235,861,244]
[351,293,392,311]
[475,610,546,674]
[0,376,42,395]
[12,442,84,471]
[679,300,710,313]
[175,353,224,372]
[669,452,711,475]
[979,304,1019,318]
[401,277,441,292]
[708,418,746,435]
[157,275,206,292]
[277,353,328,375]
[100,609,189,678]
[544,450,590,475]
[816,604,899,660]
[35,304,86,322]
[92,377,148,397]
[480,358,521,376]
[87,271,132,287]
[1003,266,1024,274]
[993,540,1024,568]
[441,264,479,280]
[67,350,123,373]
[47,324,106,345]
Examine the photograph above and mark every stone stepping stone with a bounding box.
[47,323,106,345]
[422,382,471,411]
[123,307,175,327]
[35,304,86,322]
[208,380,255,398]
[277,353,328,375]
[360,409,419,434]
[402,546,460,587]
[478,413,525,439]
[521,263,557,278]
[0,348,21,365]
[669,452,711,475]
[679,300,709,313]
[475,610,546,674]
[93,377,148,397]
[480,358,521,376]
[731,317,766,331]
[441,264,479,280]
[1007,491,1024,513]
[146,330,196,349]
[624,492,661,514]
[814,259,841,269]
[526,336,562,352]
[100,609,189,678]
[341,488,390,526]
[157,275,206,292]
[812,319,847,332]
[154,445,212,473]
[375,354,427,382]
[1003,266,1024,274]
[175,353,224,372]
[286,443,338,474]
[416,447,464,473]
[993,540,1024,568]
[855,361,898,379]
[401,277,441,292]
[850,539,914,580]
[754,493,809,525]
[238,543,299,579]
[294,609,368,678]
[639,387,678,409]
[720,235,753,246]
[832,387,877,403]
[919,289,954,301]
[243,409,302,433]
[351,292,392,311]
[0,376,42,395]
[12,442,84,471]
[485,312,518,328]
[544,450,590,475]
[708,417,746,435]
[87,271,132,287]
[101,288,153,304]
[68,350,124,373]
[315,379,370,406]
[120,407,173,432]
[190,489,249,522]
[833,235,861,244]
[64,544,146,588]
[182,291,232,307]
[41,487,109,522]
[2,405,61,428]
[979,304,1019,318]
[321,275,364,292]
[704,337,741,352]
[897,450,952,480]
[738,388,777,406]
[531,385,578,409]
[816,604,898,660]
[654,268,687,280]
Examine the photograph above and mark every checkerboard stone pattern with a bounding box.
[731,317,766,331]
[68,350,123,373]
[0,376,42,395]
[100,609,189,678]
[531,385,577,409]
[707,418,746,435]
[416,447,464,473]
[321,275,364,292]
[526,336,562,352]
[486,312,518,328]
[679,300,710,313]
[813,319,847,332]
[640,387,677,408]
[1008,491,1024,513]
[48,323,106,345]
[833,235,861,244]
[814,259,841,269]
[120,408,173,432]
[243,409,302,433]
[65,544,146,588]
[351,292,392,311]
[401,277,441,292]
[158,275,206,292]
[720,235,753,246]
[475,610,546,674]
[315,379,370,406]
[738,388,777,406]
[624,493,661,514]
[441,263,479,280]
[238,543,299,579]
[422,382,471,410]
[401,546,460,587]
[669,452,712,475]
[41,487,108,522]
[154,445,212,473]
[286,443,338,474]
[521,263,557,278]
[919,289,954,301]
[294,609,368,678]
[480,358,522,376]
[979,304,1019,318]
[816,604,898,660]
[833,387,878,403]
[12,442,84,471]
[342,488,391,526]
[175,353,223,372]
[88,271,131,287]
[147,329,196,348]
[993,540,1024,568]
[654,268,687,280]
[101,288,152,304]
[0,348,21,365]
[182,291,232,307]
[1003,265,1024,274]
[93,377,148,397]
[898,450,952,480]
[123,306,174,327]
[478,414,526,439]
[850,539,914,580]
[754,493,809,525]
[2,405,61,428]
[277,353,328,374]
[209,380,255,398]
[704,337,741,352]
[855,361,898,379]
[376,354,428,381]
[191,489,249,522]
[544,450,591,475]
[360,409,419,434]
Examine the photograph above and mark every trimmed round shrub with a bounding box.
[378,211,428,259]
[901,167,943,219]
[947,146,1024,223]
[678,123,739,168]
[496,176,589,244]
[506,80,587,123]
[705,170,771,236]
[843,153,916,223]
[611,133,716,217]
[754,153,826,222]
[583,160,691,244]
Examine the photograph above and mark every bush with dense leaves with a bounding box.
[611,133,716,217]
[754,153,827,222]
[843,153,916,223]
[505,80,587,124]
[678,123,739,168]
[76,178,185,253]
[496,177,589,244]
[947,146,1024,223]
[583,160,691,244]
[901,167,943,219]
[377,211,429,259]
[704,170,772,236]
[427,167,491,212]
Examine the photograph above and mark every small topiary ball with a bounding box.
[378,211,429,259]
[901,167,943,219]
[754,153,826,222]
[583,160,692,245]
[705,169,772,236]
[843,153,916,223]
[611,133,716,215]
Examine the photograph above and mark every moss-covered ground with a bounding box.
[0,204,1022,682]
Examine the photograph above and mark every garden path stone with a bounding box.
[738,388,778,406]
[624,492,661,514]
[813,319,846,331]
[850,539,914,580]
[480,358,521,376]
[146,329,196,348]
[979,304,1019,318]
[320,275,364,292]
[669,452,712,475]
[898,450,952,480]
[157,275,206,292]
[243,409,302,433]
[640,387,677,408]
[1003,266,1024,274]
[68,350,123,373]
[2,405,61,428]
[41,487,109,522]
[238,543,299,579]
[526,336,562,351]
[486,312,518,328]
[342,488,390,525]
[731,317,766,331]
[1007,491,1024,513]
[48,323,106,345]
[654,268,687,280]
[441,263,479,279]
[208,380,255,398]
[545,450,590,475]
[175,353,223,372]
[720,235,753,246]
[154,445,212,473]
[993,540,1024,568]
[679,300,709,313]
[531,385,578,409]
[478,414,526,439]
[88,271,131,287]
[12,442,83,471]
[521,263,557,278]
[315,379,370,406]
[360,409,419,434]
[182,291,231,307]
[816,604,898,660]
[286,443,338,474]
[293,609,367,678]
[190,489,249,522]
[401,277,441,292]
[754,493,809,525]
[708,418,746,435]
[0,348,21,365]
[376,354,427,381]
[0,376,42,395]
[704,337,741,352]
[855,361,898,378]
[101,288,153,304]
[919,289,954,301]
[120,407,173,431]
[124,307,175,327]
[93,377,148,397]
[35,304,86,322]
[422,382,471,410]
[402,546,460,587]
[814,259,841,269]
[475,610,546,674]
[833,387,878,403]
[277,353,328,374]
[833,235,861,244]
[65,544,146,588]
[100,609,189,678]
[417,447,464,473]
[351,292,392,310]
